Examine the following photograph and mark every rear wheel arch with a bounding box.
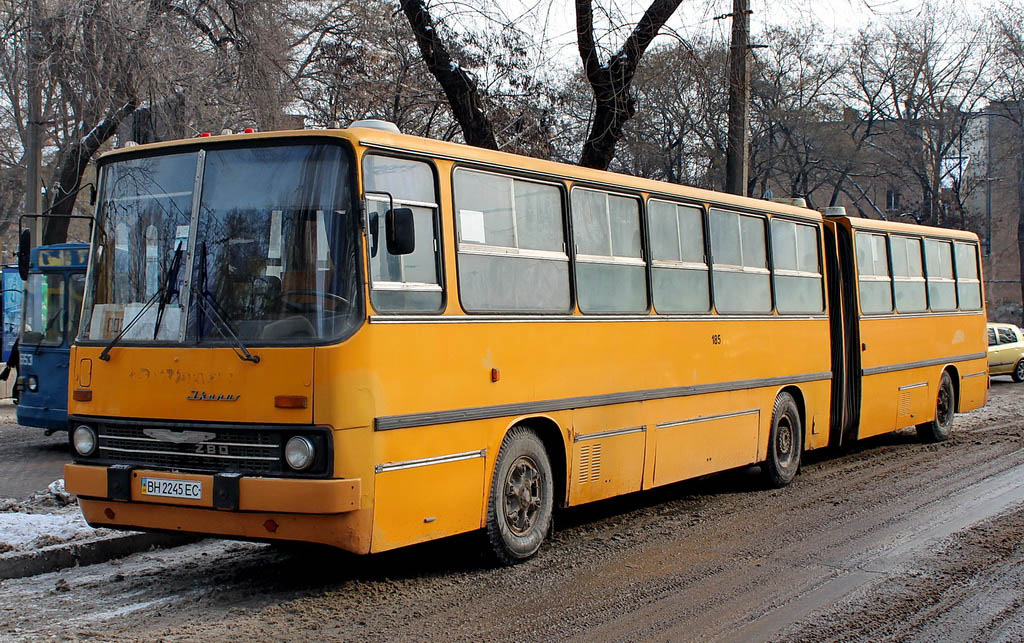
[778,385,808,450]
[944,365,961,412]
[500,416,568,508]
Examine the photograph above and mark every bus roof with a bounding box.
[834,215,980,242]
[99,126,821,220]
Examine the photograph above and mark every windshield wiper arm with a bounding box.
[193,241,259,364]
[194,290,260,363]
[99,243,184,362]
[152,242,184,340]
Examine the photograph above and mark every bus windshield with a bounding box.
[22,273,66,347]
[81,142,362,345]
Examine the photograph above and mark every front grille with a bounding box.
[97,424,283,475]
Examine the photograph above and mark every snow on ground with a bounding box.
[0,478,109,553]
[0,512,96,552]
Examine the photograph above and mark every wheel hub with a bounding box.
[503,456,542,536]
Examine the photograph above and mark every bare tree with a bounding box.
[839,7,994,227]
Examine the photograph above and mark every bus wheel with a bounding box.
[485,427,553,565]
[1013,360,1024,383]
[917,371,955,442]
[763,392,802,488]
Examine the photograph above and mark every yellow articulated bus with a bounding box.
[61,122,987,563]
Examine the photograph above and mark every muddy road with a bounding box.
[3,381,1024,641]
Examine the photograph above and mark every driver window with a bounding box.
[363,155,443,312]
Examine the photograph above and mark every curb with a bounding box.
[0,532,198,581]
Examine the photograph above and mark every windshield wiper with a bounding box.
[98,243,184,362]
[152,242,185,339]
[194,241,259,364]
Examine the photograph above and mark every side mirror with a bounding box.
[89,184,97,206]
[386,207,415,255]
[18,229,31,280]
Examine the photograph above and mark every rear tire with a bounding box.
[763,392,802,488]
[917,371,955,442]
[485,427,553,565]
[1013,360,1024,383]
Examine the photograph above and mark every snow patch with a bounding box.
[0,512,95,551]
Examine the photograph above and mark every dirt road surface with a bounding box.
[0,402,68,498]
[3,380,1024,641]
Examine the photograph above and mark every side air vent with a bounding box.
[898,390,911,417]
[578,443,602,484]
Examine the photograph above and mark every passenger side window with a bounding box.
[363,155,442,312]
[890,236,926,313]
[571,188,647,312]
[710,209,770,313]
[855,232,892,314]
[770,219,823,314]
[954,242,982,311]
[998,327,1016,344]
[453,169,570,312]
[924,239,955,312]
[648,200,709,313]
[988,328,998,346]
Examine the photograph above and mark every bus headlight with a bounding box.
[72,425,97,456]
[27,376,38,392]
[284,436,315,471]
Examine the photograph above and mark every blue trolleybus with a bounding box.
[16,243,89,433]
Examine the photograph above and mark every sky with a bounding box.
[492,0,998,67]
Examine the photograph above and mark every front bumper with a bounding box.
[65,463,360,514]
[15,403,68,431]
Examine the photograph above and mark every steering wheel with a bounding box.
[280,289,349,312]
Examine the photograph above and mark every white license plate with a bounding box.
[139,477,202,500]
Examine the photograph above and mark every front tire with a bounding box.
[763,392,802,488]
[485,427,554,565]
[1013,360,1024,383]
[917,371,955,442]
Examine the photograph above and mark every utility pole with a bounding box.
[724,0,750,197]
[24,0,42,241]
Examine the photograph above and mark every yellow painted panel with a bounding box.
[653,410,760,487]
[959,371,988,412]
[569,431,645,505]
[69,345,313,424]
[371,456,486,553]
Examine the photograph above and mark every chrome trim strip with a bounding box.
[713,265,770,275]
[774,268,822,279]
[575,254,646,267]
[898,382,928,391]
[98,445,279,461]
[860,310,985,320]
[99,435,276,449]
[375,371,832,431]
[573,426,645,442]
[366,194,438,209]
[372,281,443,292]
[457,244,568,262]
[962,372,988,379]
[370,314,829,324]
[657,408,759,429]
[651,259,708,270]
[862,352,987,376]
[375,449,486,473]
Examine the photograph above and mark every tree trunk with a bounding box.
[43,100,138,244]
[399,0,497,150]
[576,0,683,170]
